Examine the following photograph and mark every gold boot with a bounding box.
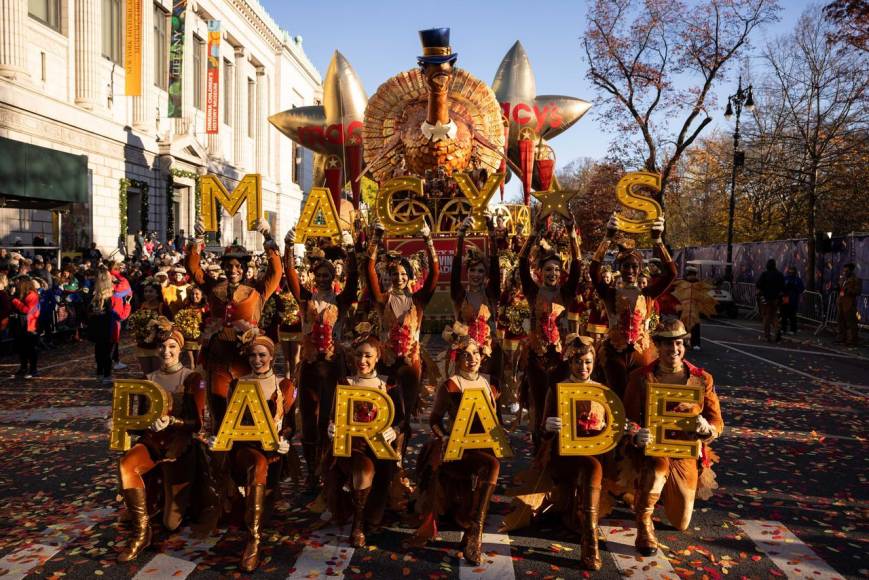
[635,490,661,556]
[463,482,495,566]
[350,487,371,548]
[240,484,266,572]
[579,486,602,570]
[119,488,151,562]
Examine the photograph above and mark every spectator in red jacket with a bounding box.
[10,276,40,378]
[110,263,133,370]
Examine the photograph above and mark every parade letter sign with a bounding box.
[110,380,170,451]
[294,187,342,243]
[200,174,262,232]
[332,385,400,461]
[644,383,702,459]
[556,383,625,456]
[614,171,663,234]
[211,381,280,452]
[444,388,513,461]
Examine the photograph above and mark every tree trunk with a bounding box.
[806,164,818,291]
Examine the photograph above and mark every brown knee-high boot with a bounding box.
[579,486,602,570]
[350,487,371,548]
[463,482,495,566]
[240,484,266,572]
[119,488,151,562]
[635,476,661,556]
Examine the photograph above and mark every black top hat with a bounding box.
[417,28,458,65]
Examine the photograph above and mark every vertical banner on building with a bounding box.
[167,0,187,117]
[205,21,221,134]
[124,0,143,95]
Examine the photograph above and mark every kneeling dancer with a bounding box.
[624,318,723,556]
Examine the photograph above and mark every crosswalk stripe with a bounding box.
[737,520,845,580]
[0,508,112,579]
[0,544,62,580]
[133,554,198,579]
[599,520,679,580]
[286,525,355,580]
[459,515,515,580]
[0,405,110,423]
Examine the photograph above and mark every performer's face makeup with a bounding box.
[468,262,486,288]
[658,338,685,367]
[355,343,379,376]
[569,352,595,381]
[248,344,273,373]
[542,260,561,288]
[190,287,203,303]
[315,265,334,291]
[159,338,181,368]
[391,265,409,290]
[620,258,640,284]
[223,259,244,284]
[143,285,159,302]
[458,343,482,373]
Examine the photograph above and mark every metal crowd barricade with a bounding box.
[732,282,758,318]
[796,290,826,335]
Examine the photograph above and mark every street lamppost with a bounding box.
[723,76,754,283]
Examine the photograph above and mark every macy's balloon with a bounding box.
[269,51,367,208]
[493,41,592,203]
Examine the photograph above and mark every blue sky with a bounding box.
[261,0,815,184]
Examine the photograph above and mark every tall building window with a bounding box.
[192,35,204,110]
[247,79,255,138]
[102,0,123,64]
[153,4,168,90]
[28,0,61,32]
[223,59,233,125]
[292,143,302,185]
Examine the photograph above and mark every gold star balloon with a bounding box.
[493,41,592,200]
[269,51,367,206]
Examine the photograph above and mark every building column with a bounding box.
[74,0,101,109]
[232,46,246,169]
[0,0,29,80]
[255,67,267,175]
[132,0,156,132]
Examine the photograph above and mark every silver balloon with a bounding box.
[268,50,367,157]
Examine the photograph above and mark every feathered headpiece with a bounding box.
[562,332,594,361]
[351,321,377,349]
[145,316,185,349]
[615,238,643,264]
[238,326,275,356]
[442,321,490,358]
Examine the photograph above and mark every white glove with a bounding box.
[205,436,217,450]
[696,415,716,437]
[634,427,653,448]
[255,218,272,239]
[508,402,520,414]
[650,215,665,240]
[341,230,354,247]
[277,437,290,455]
[285,228,296,245]
[194,216,206,239]
[459,216,475,233]
[151,415,171,432]
[544,416,562,433]
[327,422,336,440]
[381,426,397,445]
[420,223,432,240]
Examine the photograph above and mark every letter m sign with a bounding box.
[200,173,262,232]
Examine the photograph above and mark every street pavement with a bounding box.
[0,318,866,579]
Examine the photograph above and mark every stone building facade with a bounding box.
[0,0,320,255]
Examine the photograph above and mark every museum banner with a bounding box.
[167,0,187,117]
[124,0,143,96]
[205,20,221,134]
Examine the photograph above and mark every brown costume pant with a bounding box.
[638,456,698,531]
[599,342,654,400]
